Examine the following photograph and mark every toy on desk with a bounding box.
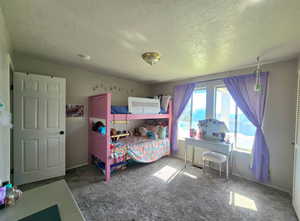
[198,118,229,142]
[190,128,197,138]
[197,127,204,139]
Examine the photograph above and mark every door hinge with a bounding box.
[10,168,14,175]
[10,84,13,91]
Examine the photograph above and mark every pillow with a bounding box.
[158,126,167,139]
[146,131,158,139]
[147,125,159,133]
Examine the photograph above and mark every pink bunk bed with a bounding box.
[88,93,172,182]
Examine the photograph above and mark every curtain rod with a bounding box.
[179,71,268,87]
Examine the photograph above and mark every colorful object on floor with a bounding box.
[0,186,6,208]
[4,184,23,207]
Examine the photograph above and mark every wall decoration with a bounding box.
[66,104,84,117]
[92,85,99,91]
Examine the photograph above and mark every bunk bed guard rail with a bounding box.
[128,97,160,114]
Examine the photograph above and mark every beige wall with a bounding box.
[152,59,298,193]
[0,6,12,183]
[13,53,151,169]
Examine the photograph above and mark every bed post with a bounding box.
[105,93,112,182]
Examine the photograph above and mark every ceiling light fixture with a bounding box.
[78,54,91,60]
[142,52,160,65]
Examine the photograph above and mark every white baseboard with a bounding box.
[174,154,291,194]
[231,171,291,195]
[66,162,89,171]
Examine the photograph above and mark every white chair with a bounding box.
[202,151,228,178]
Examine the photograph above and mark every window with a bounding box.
[178,88,206,139]
[177,83,256,152]
[215,87,256,151]
[191,89,207,128]
[178,99,191,139]
[215,87,236,144]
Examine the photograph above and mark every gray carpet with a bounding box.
[63,157,297,221]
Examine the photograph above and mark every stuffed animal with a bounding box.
[110,128,117,136]
[110,128,118,142]
[139,127,148,137]
[146,131,157,139]
[133,128,140,136]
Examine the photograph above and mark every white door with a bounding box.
[293,71,300,218]
[13,72,66,185]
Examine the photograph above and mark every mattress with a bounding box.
[111,106,167,114]
[110,136,170,163]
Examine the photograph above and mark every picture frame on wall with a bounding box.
[66,104,84,118]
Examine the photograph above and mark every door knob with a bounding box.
[59,131,65,135]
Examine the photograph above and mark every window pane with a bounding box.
[178,99,191,139]
[215,87,236,144]
[215,87,256,151]
[191,89,207,129]
[236,108,256,151]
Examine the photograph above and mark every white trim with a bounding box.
[174,154,291,194]
[7,53,15,71]
[231,171,291,195]
[66,162,89,171]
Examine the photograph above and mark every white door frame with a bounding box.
[293,69,300,219]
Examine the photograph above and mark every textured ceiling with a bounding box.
[1,0,300,83]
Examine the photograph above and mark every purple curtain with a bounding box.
[224,72,269,182]
[172,83,196,153]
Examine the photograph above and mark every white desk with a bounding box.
[0,180,85,221]
[185,138,233,178]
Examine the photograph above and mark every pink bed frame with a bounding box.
[88,93,172,182]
